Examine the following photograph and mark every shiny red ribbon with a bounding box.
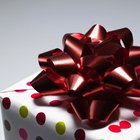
[31,24,140,126]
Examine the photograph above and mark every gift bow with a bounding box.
[31,24,140,126]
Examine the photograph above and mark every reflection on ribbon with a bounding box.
[31,24,140,126]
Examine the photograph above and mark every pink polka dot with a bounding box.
[119,121,131,129]
[31,93,42,99]
[2,97,11,109]
[108,125,121,133]
[36,112,46,125]
[49,100,62,106]
[26,82,31,86]
[133,110,140,117]
[14,89,27,92]
[74,129,85,140]
[67,107,75,114]
[19,128,28,140]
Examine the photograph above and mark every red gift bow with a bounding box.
[31,24,140,126]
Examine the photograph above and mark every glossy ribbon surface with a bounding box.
[31,24,140,126]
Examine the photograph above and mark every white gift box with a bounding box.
[0,72,140,140]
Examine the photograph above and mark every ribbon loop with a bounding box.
[46,52,78,76]
[107,28,133,49]
[104,65,136,93]
[31,71,66,95]
[88,99,119,124]
[84,24,107,42]
[128,46,140,66]
[63,34,92,62]
[38,48,63,70]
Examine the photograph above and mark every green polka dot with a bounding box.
[55,121,66,135]
[19,106,28,118]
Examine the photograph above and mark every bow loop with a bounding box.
[106,27,133,49]
[63,34,92,62]
[84,24,107,42]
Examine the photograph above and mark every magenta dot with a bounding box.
[133,110,140,117]
[36,112,46,125]
[2,97,11,109]
[108,125,121,133]
[26,82,31,86]
[49,100,62,106]
[67,107,75,114]
[14,89,27,92]
[119,120,131,129]
[74,129,85,140]
[31,93,42,99]
[19,128,28,140]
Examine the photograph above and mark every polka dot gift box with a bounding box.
[1,25,140,140]
[0,72,140,140]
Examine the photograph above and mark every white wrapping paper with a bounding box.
[0,72,140,140]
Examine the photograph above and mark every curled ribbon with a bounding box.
[31,24,140,126]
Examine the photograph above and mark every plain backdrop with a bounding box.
[0,0,140,139]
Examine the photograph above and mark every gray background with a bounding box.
[0,0,140,139]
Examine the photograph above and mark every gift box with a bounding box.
[1,72,140,140]
[1,24,140,140]
[0,72,140,140]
